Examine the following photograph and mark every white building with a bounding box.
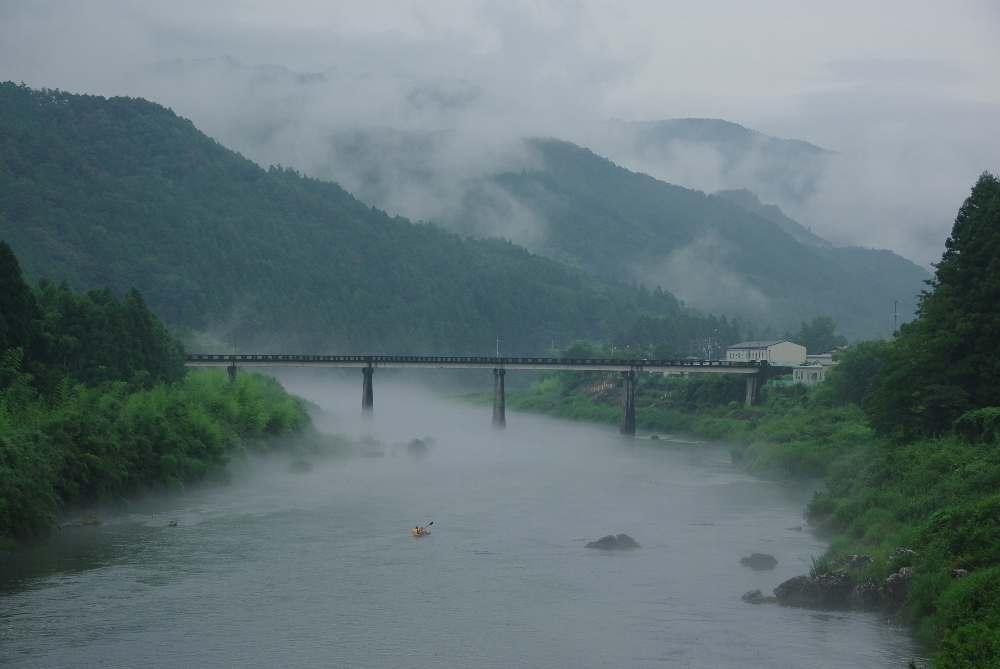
[793,366,826,384]
[726,340,807,366]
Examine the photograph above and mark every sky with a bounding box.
[2,0,998,267]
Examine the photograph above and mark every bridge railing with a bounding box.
[183,353,763,368]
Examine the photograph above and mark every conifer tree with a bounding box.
[866,172,1000,438]
[0,240,37,355]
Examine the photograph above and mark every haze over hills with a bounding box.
[586,119,834,208]
[448,139,930,339]
[713,189,833,248]
[2,83,764,357]
[0,83,653,355]
[0,82,928,348]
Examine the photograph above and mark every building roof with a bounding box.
[726,340,791,350]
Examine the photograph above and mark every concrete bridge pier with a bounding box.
[362,364,374,414]
[492,368,506,429]
[227,363,237,383]
[620,371,636,435]
[744,363,767,406]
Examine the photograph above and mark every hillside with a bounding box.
[0,83,663,355]
[714,189,833,248]
[589,118,833,206]
[452,139,930,339]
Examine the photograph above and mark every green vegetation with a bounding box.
[0,82,664,355]
[460,138,929,339]
[0,242,322,545]
[495,173,1000,666]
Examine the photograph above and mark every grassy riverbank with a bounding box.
[0,242,339,548]
[475,367,998,665]
[468,173,1000,668]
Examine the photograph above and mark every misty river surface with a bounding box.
[1,375,921,668]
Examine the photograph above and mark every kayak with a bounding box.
[412,530,431,537]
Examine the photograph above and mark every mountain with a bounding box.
[713,189,833,248]
[451,139,929,339]
[588,118,833,207]
[0,83,660,355]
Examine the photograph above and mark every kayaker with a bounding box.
[412,526,420,536]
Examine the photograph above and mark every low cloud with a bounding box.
[2,2,998,269]
[635,233,772,323]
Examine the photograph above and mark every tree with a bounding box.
[791,316,847,354]
[812,339,888,407]
[866,172,1000,439]
[0,241,37,355]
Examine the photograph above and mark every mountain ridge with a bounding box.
[450,138,928,339]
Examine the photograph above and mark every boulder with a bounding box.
[739,553,778,570]
[850,579,880,608]
[585,534,641,549]
[773,569,854,607]
[742,589,778,604]
[950,569,969,579]
[880,566,915,604]
[830,554,873,571]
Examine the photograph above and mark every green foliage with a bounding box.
[0,240,38,354]
[789,316,848,354]
[867,172,1000,439]
[0,245,316,543]
[620,313,744,357]
[809,555,832,578]
[934,622,1000,669]
[0,82,664,355]
[466,138,929,339]
[811,339,888,407]
[0,363,312,541]
[953,407,1000,445]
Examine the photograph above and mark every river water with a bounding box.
[1,375,921,668]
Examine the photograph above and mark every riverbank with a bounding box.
[0,367,346,550]
[464,371,869,478]
[0,384,921,669]
[465,370,1000,666]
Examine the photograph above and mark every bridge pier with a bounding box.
[744,363,767,406]
[362,364,374,414]
[227,363,237,383]
[620,371,636,435]
[492,368,506,429]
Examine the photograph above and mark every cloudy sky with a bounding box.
[2,0,998,266]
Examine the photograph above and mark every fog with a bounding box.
[2,1,998,268]
[0,372,925,666]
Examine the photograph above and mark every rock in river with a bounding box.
[880,567,915,604]
[742,589,777,605]
[585,534,641,549]
[740,553,778,570]
[773,569,854,607]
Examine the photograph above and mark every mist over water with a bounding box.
[1,373,922,668]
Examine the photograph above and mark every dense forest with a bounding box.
[0,82,732,356]
[495,173,1000,667]
[0,242,323,546]
[452,139,929,339]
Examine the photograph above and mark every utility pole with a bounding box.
[893,299,901,334]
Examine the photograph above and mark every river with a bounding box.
[1,374,922,668]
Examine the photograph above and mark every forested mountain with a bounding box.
[590,118,833,206]
[453,139,929,339]
[0,83,682,355]
[713,189,833,248]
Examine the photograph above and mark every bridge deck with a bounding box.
[184,354,763,374]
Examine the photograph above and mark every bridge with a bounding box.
[184,354,772,435]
